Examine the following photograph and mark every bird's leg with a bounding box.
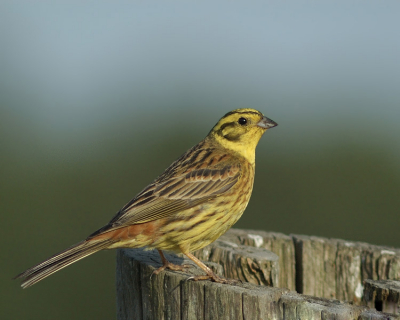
[184,252,239,284]
[152,250,191,275]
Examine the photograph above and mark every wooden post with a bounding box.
[116,228,400,320]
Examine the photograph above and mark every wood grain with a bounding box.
[116,228,400,320]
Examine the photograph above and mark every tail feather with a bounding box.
[14,239,115,288]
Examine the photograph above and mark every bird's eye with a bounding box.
[238,117,247,125]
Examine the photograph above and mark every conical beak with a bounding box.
[257,116,278,129]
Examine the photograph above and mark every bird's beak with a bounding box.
[257,116,278,129]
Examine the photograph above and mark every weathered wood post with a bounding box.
[116,228,400,320]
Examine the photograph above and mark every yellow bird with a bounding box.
[15,108,277,287]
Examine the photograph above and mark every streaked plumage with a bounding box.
[15,108,277,288]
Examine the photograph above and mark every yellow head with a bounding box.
[208,108,277,164]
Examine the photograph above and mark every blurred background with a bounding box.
[2,1,399,319]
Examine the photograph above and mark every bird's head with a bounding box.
[208,108,277,164]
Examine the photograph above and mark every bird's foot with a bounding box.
[187,273,241,285]
[152,262,191,276]
[152,249,192,277]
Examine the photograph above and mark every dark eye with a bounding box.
[238,117,247,125]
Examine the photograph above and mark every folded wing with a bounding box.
[88,147,241,238]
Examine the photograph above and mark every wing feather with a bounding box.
[88,145,241,238]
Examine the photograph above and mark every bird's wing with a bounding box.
[118,163,241,225]
[89,146,241,237]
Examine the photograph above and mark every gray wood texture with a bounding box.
[363,279,400,315]
[193,239,279,287]
[292,235,400,303]
[217,229,296,290]
[116,228,400,319]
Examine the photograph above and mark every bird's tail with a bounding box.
[14,239,114,288]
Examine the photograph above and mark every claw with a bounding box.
[152,262,191,277]
[187,273,239,284]
[152,250,192,277]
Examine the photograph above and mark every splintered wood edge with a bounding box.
[194,239,280,287]
[222,228,297,291]
[363,279,400,314]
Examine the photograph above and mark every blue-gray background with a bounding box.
[2,2,399,319]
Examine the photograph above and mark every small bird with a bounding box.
[15,108,277,288]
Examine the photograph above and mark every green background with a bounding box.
[2,2,400,319]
